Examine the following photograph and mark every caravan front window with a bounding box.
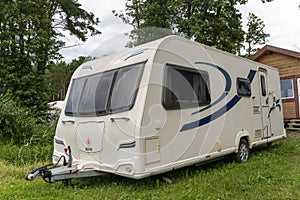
[65,78,86,116]
[110,66,144,112]
[78,71,115,115]
[65,63,145,116]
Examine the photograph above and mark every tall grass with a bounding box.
[0,94,56,144]
[0,93,56,165]
[0,122,55,165]
[0,144,53,165]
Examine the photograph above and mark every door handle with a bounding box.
[79,120,104,124]
[62,120,75,124]
[110,117,130,122]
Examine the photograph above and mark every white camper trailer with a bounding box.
[26,36,285,183]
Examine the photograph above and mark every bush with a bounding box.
[0,93,55,145]
[0,143,53,165]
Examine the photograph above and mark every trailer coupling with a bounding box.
[25,146,77,183]
[25,146,107,183]
[25,162,79,183]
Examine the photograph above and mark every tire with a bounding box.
[235,139,249,163]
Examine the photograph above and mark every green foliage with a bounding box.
[53,0,101,41]
[46,56,86,101]
[174,0,246,54]
[0,0,58,118]
[0,144,53,165]
[116,0,247,54]
[126,27,174,47]
[244,12,270,57]
[113,0,175,47]
[0,94,55,145]
[116,0,270,55]
[0,94,37,145]
[113,0,145,28]
[0,0,100,118]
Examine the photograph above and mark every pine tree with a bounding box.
[244,13,270,58]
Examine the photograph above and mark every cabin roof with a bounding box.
[250,45,300,61]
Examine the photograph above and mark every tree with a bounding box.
[47,57,86,101]
[244,13,270,58]
[173,0,247,54]
[116,0,248,54]
[0,0,100,118]
[113,0,144,29]
[116,0,271,55]
[113,0,174,47]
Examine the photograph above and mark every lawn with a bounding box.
[1,132,300,200]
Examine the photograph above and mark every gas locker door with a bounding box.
[76,120,104,155]
[259,69,271,139]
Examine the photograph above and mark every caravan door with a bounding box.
[259,69,271,139]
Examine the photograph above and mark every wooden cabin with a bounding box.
[251,45,300,129]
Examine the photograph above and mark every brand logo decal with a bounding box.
[86,138,92,146]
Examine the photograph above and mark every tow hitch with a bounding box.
[25,146,75,183]
[25,146,106,184]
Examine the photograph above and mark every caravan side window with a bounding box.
[162,64,211,110]
[237,78,251,97]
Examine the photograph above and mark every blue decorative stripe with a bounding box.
[124,49,147,61]
[181,95,241,132]
[247,70,256,83]
[192,90,228,115]
[55,138,65,146]
[119,141,136,149]
[192,62,231,115]
[180,70,257,132]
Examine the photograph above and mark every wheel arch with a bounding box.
[234,130,250,153]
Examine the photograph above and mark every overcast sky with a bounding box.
[59,0,300,62]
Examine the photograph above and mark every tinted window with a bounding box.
[65,63,144,116]
[260,75,266,96]
[95,71,115,114]
[110,64,144,112]
[78,71,114,115]
[65,78,86,115]
[163,65,211,109]
[237,78,251,97]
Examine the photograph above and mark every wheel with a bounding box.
[235,139,249,163]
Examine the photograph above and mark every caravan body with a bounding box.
[53,36,285,179]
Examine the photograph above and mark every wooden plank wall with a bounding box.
[255,52,300,119]
[257,52,300,77]
[283,101,297,119]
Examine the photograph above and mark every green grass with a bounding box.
[1,132,300,200]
